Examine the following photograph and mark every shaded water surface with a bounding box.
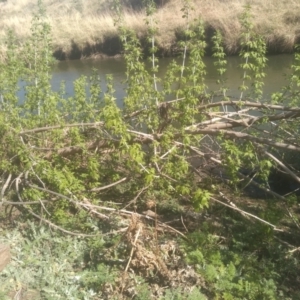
[50,54,294,103]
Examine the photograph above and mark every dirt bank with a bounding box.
[1,0,300,60]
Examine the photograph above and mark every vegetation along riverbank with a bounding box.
[1,0,300,298]
[1,0,300,60]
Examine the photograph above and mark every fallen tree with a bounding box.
[1,0,300,259]
[1,1,300,298]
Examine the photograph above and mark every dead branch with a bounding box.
[185,142,292,202]
[190,107,253,128]
[194,110,300,130]
[27,207,100,237]
[197,100,300,112]
[19,121,104,135]
[90,177,128,192]
[26,183,187,238]
[187,129,300,151]
[78,198,110,220]
[264,151,300,184]
[36,125,300,161]
[15,99,299,161]
[288,246,300,254]
[124,220,142,273]
[122,185,149,210]
[15,178,100,236]
[210,196,285,232]
[1,200,51,205]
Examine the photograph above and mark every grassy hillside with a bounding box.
[0,0,300,60]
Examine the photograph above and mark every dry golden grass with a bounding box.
[159,0,300,53]
[0,0,300,59]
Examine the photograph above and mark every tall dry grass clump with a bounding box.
[0,0,300,59]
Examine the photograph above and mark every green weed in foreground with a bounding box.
[0,222,93,299]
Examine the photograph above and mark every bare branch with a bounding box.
[210,196,285,232]
[1,200,51,205]
[122,186,149,210]
[264,151,300,184]
[26,184,186,237]
[90,177,128,192]
[187,129,300,152]
[198,100,300,112]
[79,198,110,220]
[27,208,100,237]
[193,110,300,130]
[189,107,253,128]
[124,221,142,273]
[19,121,104,135]
[15,180,101,236]
[288,246,300,254]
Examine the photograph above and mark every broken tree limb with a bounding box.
[197,100,300,112]
[264,151,300,184]
[210,196,285,232]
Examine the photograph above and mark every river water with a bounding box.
[50,54,294,104]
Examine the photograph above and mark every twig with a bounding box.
[189,145,300,232]
[122,185,149,210]
[90,177,127,192]
[284,205,300,230]
[288,246,300,254]
[20,121,104,135]
[186,128,300,152]
[197,100,300,112]
[27,184,187,238]
[123,98,185,120]
[124,223,141,273]
[153,145,161,173]
[76,202,187,238]
[30,166,46,188]
[28,203,99,236]
[13,286,23,300]
[181,215,188,233]
[187,107,253,128]
[274,236,296,249]
[210,196,285,232]
[159,145,177,159]
[264,151,300,184]
[81,198,109,220]
[29,207,99,236]
[154,219,187,239]
[1,200,51,205]
[16,177,98,236]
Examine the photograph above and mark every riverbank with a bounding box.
[0,0,300,60]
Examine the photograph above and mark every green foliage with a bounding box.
[0,1,300,299]
[239,5,267,100]
[183,228,280,299]
[212,30,228,97]
[0,222,95,299]
[80,263,116,292]
[162,287,206,300]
